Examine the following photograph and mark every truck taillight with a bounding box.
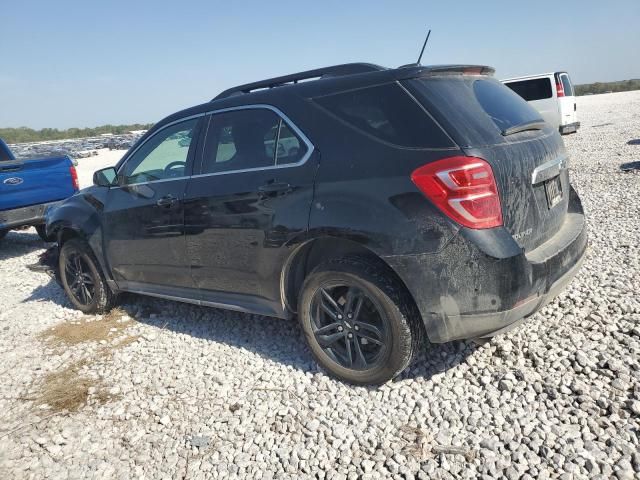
[556,81,565,97]
[70,166,79,190]
[411,156,503,229]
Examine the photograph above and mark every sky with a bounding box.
[1,0,638,129]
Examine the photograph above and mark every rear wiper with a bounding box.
[501,120,546,136]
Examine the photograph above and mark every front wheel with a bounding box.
[59,238,116,314]
[298,257,423,385]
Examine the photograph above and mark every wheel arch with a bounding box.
[280,234,418,317]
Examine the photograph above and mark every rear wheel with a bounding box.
[59,238,115,314]
[35,225,55,242]
[298,257,423,385]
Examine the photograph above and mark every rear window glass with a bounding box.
[407,77,547,147]
[314,83,453,148]
[473,79,544,133]
[560,74,574,96]
[504,78,552,101]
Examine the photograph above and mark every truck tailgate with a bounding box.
[0,156,75,211]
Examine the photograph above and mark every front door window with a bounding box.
[120,118,198,185]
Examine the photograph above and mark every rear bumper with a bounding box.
[560,122,580,134]
[385,188,588,343]
[0,201,62,230]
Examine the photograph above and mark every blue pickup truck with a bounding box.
[0,138,79,242]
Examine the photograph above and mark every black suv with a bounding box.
[46,63,587,384]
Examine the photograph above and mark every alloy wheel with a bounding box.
[64,253,95,306]
[310,284,389,370]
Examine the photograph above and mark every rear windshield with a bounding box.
[313,83,454,148]
[504,78,552,101]
[0,140,14,162]
[407,77,545,147]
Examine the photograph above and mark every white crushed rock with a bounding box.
[0,91,639,479]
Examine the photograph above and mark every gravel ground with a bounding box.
[1,92,639,479]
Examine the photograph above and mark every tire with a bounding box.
[0,229,8,241]
[298,256,423,385]
[35,225,55,243]
[59,238,116,314]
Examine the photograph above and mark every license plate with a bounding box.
[544,175,563,208]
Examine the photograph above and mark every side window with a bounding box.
[504,78,552,101]
[201,108,308,174]
[121,118,198,185]
[313,83,453,148]
[275,122,308,165]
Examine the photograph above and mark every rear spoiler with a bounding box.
[394,64,495,80]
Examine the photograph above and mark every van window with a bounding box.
[559,74,574,96]
[200,108,308,174]
[504,78,552,101]
[314,83,454,148]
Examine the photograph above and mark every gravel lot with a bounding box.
[1,91,639,479]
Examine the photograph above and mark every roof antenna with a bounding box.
[416,29,431,65]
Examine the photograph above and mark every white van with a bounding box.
[502,72,580,134]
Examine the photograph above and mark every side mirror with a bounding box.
[93,167,118,187]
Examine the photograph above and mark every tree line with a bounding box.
[575,79,640,96]
[0,123,154,144]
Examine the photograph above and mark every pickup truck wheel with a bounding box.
[59,239,115,314]
[35,225,55,243]
[298,257,423,385]
[0,229,8,241]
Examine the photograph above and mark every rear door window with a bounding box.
[559,74,574,96]
[504,78,552,101]
[313,83,454,148]
[200,108,309,174]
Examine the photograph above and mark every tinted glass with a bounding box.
[201,109,307,174]
[473,79,543,133]
[505,78,552,101]
[121,118,198,185]
[275,122,308,165]
[560,74,574,96]
[314,83,453,148]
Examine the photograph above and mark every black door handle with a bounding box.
[258,182,291,194]
[156,194,178,207]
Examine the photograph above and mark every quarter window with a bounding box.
[201,108,308,174]
[121,118,198,185]
[313,83,453,148]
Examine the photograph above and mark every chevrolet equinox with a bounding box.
[46,63,588,384]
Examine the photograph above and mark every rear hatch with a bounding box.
[0,156,75,211]
[405,75,569,252]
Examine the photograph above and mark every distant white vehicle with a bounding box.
[502,72,580,134]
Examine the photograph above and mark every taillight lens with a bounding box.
[556,81,565,97]
[411,156,503,229]
[70,166,80,190]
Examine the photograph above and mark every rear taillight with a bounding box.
[70,165,79,190]
[411,156,503,229]
[556,81,565,97]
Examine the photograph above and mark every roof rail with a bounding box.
[212,63,385,101]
